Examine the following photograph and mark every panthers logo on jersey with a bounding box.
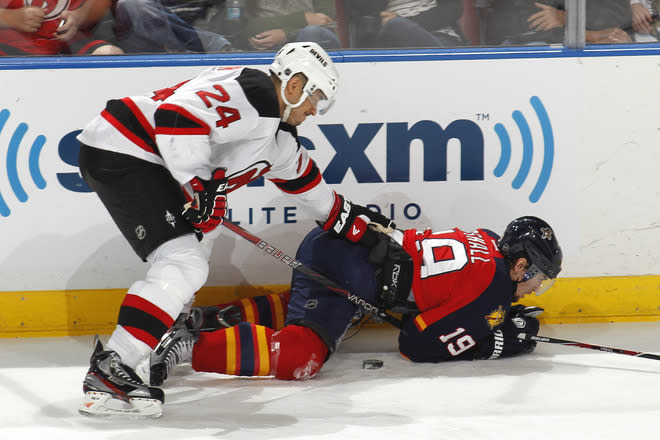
[485,305,505,329]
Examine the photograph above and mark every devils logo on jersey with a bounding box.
[25,0,70,20]
[226,161,272,193]
[17,0,81,37]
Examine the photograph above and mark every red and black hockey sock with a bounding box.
[117,294,175,348]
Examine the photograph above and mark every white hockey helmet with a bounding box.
[270,42,339,121]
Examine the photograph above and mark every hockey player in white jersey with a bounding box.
[76,42,393,418]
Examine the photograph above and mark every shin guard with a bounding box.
[270,325,329,381]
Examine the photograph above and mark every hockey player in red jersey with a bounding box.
[76,42,393,417]
[149,216,562,384]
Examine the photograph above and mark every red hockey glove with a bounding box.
[319,192,395,247]
[183,168,228,233]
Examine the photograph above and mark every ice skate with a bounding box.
[79,336,164,418]
[150,315,199,386]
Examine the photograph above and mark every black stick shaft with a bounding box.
[221,220,403,329]
[518,333,660,361]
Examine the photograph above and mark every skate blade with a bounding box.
[79,391,163,418]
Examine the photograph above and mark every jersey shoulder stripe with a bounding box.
[102,98,158,155]
[154,103,211,135]
[236,68,280,119]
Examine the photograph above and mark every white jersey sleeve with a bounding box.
[267,125,335,222]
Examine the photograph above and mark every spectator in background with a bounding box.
[630,0,660,42]
[112,0,231,53]
[483,0,632,45]
[0,0,123,55]
[236,0,341,51]
[344,0,466,49]
[375,0,466,48]
[103,0,338,54]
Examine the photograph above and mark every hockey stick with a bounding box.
[220,219,404,329]
[222,220,660,359]
[517,333,660,361]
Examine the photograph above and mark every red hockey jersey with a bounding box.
[396,227,515,362]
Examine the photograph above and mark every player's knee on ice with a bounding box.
[271,325,329,380]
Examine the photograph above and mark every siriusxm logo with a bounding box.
[493,96,553,203]
[0,109,47,217]
[308,95,554,204]
[0,96,555,218]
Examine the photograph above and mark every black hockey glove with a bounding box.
[366,233,414,311]
[466,305,543,360]
[183,168,228,233]
[319,192,395,248]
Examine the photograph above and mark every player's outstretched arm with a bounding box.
[462,305,543,360]
[320,192,395,247]
[397,305,542,363]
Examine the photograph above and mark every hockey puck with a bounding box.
[362,359,384,370]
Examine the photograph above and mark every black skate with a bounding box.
[79,336,165,418]
[150,314,199,386]
[186,304,242,331]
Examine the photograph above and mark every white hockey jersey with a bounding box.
[77,66,335,221]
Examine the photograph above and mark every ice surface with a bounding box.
[2,322,660,439]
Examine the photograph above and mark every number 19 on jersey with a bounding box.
[439,328,476,356]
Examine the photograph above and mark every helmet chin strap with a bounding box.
[280,80,306,122]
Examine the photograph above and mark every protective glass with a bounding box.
[523,264,556,296]
[305,88,334,115]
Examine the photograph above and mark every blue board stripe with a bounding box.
[2,43,660,70]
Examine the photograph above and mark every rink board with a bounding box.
[2,275,660,337]
[2,46,660,336]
